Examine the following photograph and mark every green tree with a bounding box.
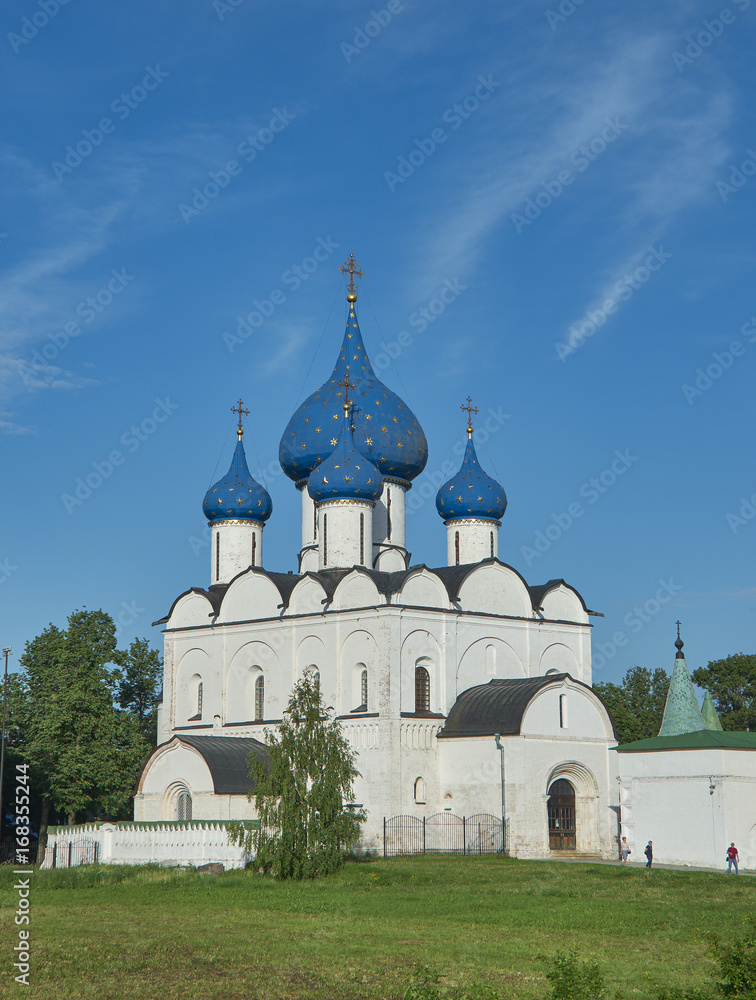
[18,610,150,842]
[113,637,162,746]
[229,670,366,878]
[593,666,669,744]
[691,654,756,732]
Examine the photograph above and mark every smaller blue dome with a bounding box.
[436,434,507,522]
[203,434,272,523]
[308,407,383,503]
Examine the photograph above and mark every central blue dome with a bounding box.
[307,407,383,503]
[436,434,507,522]
[279,299,428,485]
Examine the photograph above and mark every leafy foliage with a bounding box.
[691,654,756,732]
[594,666,669,743]
[229,669,365,878]
[113,637,162,746]
[542,950,607,1000]
[17,610,153,823]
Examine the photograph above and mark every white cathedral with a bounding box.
[134,256,623,858]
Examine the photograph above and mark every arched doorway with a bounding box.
[547,778,576,850]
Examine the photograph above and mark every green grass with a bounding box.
[0,856,753,999]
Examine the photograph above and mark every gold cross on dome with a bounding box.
[231,399,249,437]
[339,253,364,294]
[337,373,356,411]
[460,396,479,436]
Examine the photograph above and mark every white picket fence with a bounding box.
[41,821,254,869]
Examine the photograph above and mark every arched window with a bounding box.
[312,669,320,693]
[455,531,460,566]
[414,776,426,804]
[415,666,430,714]
[177,790,192,822]
[559,693,567,729]
[255,675,264,721]
[197,682,203,719]
[361,668,368,710]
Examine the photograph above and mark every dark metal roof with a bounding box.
[175,735,268,794]
[615,730,756,752]
[438,674,573,738]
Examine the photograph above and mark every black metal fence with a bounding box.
[41,837,100,868]
[383,812,504,857]
[0,838,40,865]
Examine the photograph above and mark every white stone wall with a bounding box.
[617,748,756,869]
[211,520,263,584]
[317,499,374,569]
[446,519,499,565]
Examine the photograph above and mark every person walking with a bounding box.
[644,841,653,868]
[726,843,739,874]
[620,837,631,865]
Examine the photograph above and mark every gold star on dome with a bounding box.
[344,475,351,482]
[301,443,306,449]
[366,438,373,445]
[323,476,328,483]
[381,426,387,432]
[457,496,463,502]
[365,414,372,420]
[236,497,243,504]
[304,417,309,423]
[393,417,398,423]
[315,426,321,433]
[478,497,483,502]
[217,498,223,504]
[331,438,337,446]
[397,442,403,448]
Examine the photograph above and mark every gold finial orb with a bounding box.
[347,292,357,302]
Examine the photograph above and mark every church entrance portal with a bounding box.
[547,778,576,850]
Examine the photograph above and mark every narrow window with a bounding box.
[177,790,192,822]
[415,666,430,714]
[313,504,317,540]
[252,532,257,567]
[361,669,368,710]
[197,682,203,719]
[559,694,567,729]
[255,675,264,721]
[414,777,426,804]
[312,670,320,693]
[360,512,365,564]
[490,531,494,558]
[387,488,392,540]
[215,534,220,580]
[455,531,460,566]
[323,512,327,566]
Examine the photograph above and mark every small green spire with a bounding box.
[658,628,706,737]
[701,690,724,731]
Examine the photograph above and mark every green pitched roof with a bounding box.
[616,729,756,752]
[701,690,724,731]
[658,655,706,736]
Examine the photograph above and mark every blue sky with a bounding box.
[2,0,755,687]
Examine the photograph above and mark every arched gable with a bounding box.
[330,570,382,611]
[456,636,525,696]
[457,562,531,617]
[400,629,443,715]
[539,584,589,624]
[168,591,215,629]
[226,640,279,722]
[521,677,616,740]
[286,576,328,617]
[136,739,215,799]
[218,571,283,623]
[396,568,448,609]
[340,629,379,714]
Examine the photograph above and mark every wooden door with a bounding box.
[547,779,576,850]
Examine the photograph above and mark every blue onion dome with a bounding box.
[203,431,272,523]
[435,433,507,522]
[279,296,428,486]
[307,405,383,503]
